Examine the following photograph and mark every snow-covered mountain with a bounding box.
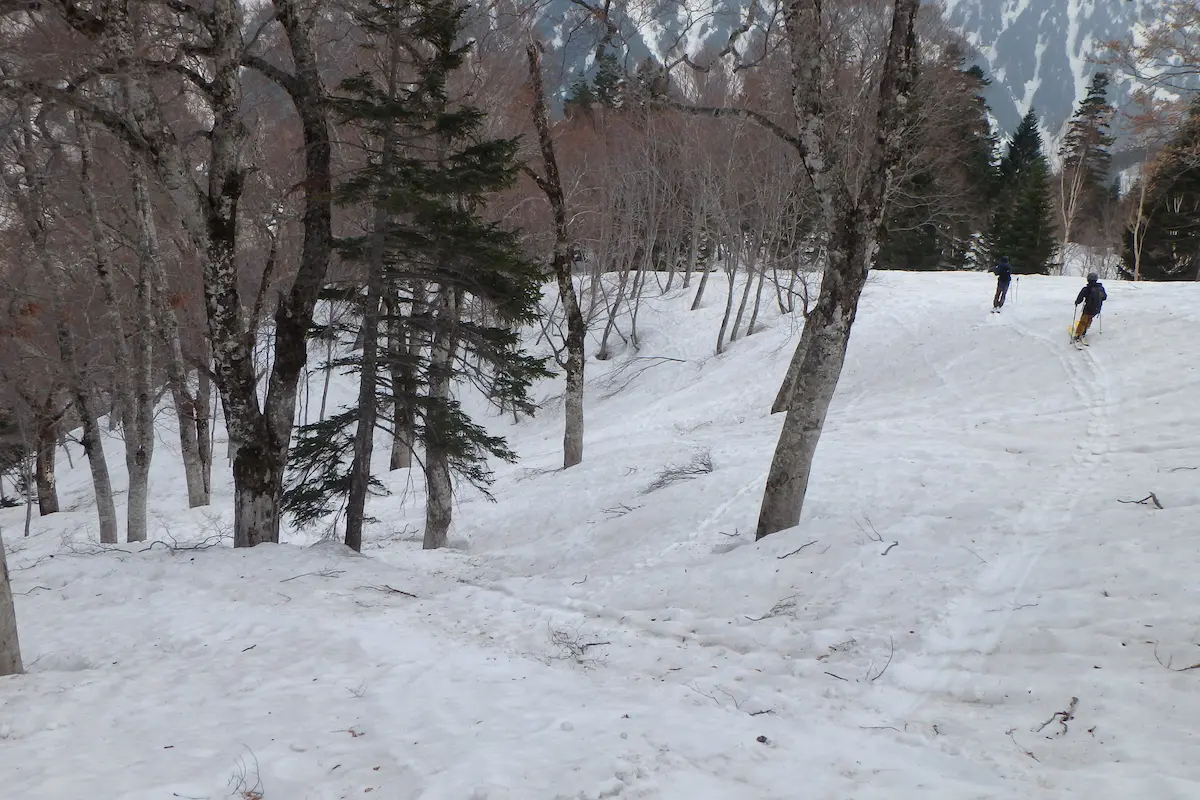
[940,0,1149,137]
[531,0,1153,139]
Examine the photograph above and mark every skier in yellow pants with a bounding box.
[1073,272,1107,341]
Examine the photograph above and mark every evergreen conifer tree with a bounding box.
[878,58,996,270]
[987,109,1058,273]
[285,0,549,547]
[1058,72,1116,245]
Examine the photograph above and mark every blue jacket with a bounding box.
[992,261,1012,283]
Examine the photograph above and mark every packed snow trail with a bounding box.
[2,272,1199,799]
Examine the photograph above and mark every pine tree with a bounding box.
[878,58,996,270]
[285,0,549,548]
[564,74,598,121]
[1058,72,1116,245]
[593,48,625,110]
[987,109,1058,273]
[1123,100,1200,280]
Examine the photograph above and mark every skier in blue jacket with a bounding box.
[991,256,1013,310]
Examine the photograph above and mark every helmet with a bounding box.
[1087,272,1098,283]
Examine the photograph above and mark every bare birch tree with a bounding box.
[525,41,587,469]
[0,521,20,676]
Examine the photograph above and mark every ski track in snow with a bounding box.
[2,272,1200,799]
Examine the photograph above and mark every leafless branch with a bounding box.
[355,584,417,598]
[777,540,817,559]
[642,448,714,494]
[745,594,798,622]
[280,567,345,583]
[1118,493,1163,509]
[868,636,894,682]
[1036,696,1079,737]
[1154,642,1200,672]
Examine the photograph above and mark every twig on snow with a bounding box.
[355,584,417,598]
[1118,493,1163,509]
[241,644,257,653]
[857,516,883,543]
[571,576,588,585]
[868,636,895,682]
[1167,466,1198,472]
[14,585,51,595]
[744,594,798,622]
[642,448,714,495]
[280,567,345,583]
[602,503,642,519]
[882,542,899,556]
[140,535,228,553]
[777,540,817,559]
[960,545,987,563]
[824,671,848,681]
[1153,642,1200,672]
[860,725,900,733]
[1036,696,1078,736]
[1006,728,1039,762]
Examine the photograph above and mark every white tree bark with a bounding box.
[756,0,921,539]
[125,159,160,543]
[526,42,587,468]
[0,523,21,676]
[422,289,459,550]
[4,108,118,543]
[133,162,208,508]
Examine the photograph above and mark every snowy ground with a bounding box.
[2,272,1199,799]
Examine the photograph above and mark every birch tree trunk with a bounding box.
[4,109,118,542]
[135,163,207,507]
[0,523,21,676]
[196,356,213,496]
[131,161,210,508]
[755,0,920,539]
[526,42,587,469]
[124,155,161,544]
[715,237,740,355]
[76,394,118,544]
[387,296,415,471]
[34,409,59,517]
[731,230,763,342]
[423,289,459,550]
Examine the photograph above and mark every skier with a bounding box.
[991,256,1013,311]
[1073,272,1107,342]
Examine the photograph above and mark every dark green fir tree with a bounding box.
[987,109,1058,273]
[285,0,549,550]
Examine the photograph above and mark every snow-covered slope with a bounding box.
[3,272,1200,798]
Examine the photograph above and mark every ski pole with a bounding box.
[1071,306,1079,338]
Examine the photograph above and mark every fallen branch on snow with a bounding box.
[355,584,417,598]
[642,449,714,495]
[868,636,894,682]
[777,540,817,559]
[744,594,798,622]
[1118,493,1163,509]
[1006,728,1039,762]
[1153,642,1200,673]
[280,567,345,583]
[1035,696,1078,736]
